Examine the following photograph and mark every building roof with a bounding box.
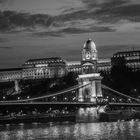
[26,57,64,63]
[113,50,140,57]
[23,57,66,68]
[0,68,22,72]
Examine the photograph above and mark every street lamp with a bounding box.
[3,96,5,100]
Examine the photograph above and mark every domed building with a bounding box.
[66,38,111,74]
[82,39,98,62]
[0,38,111,94]
[81,39,98,74]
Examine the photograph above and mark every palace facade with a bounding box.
[111,50,140,71]
[0,39,111,83]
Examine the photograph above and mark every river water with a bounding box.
[0,121,140,140]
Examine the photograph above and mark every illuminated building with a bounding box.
[66,59,111,74]
[111,50,140,71]
[22,57,66,79]
[0,57,67,82]
[97,59,111,74]
[0,68,22,82]
[0,39,111,93]
[78,39,103,102]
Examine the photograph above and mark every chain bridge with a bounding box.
[0,81,140,107]
[0,38,140,118]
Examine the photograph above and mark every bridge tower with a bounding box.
[78,39,103,102]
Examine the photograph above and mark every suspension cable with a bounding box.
[102,84,140,103]
[0,83,90,103]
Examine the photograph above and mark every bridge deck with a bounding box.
[0,102,104,106]
[0,102,140,107]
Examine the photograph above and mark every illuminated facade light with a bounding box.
[78,73,100,78]
[35,64,48,67]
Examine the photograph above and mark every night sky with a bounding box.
[0,0,140,68]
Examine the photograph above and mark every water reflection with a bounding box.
[0,121,140,139]
[77,107,98,122]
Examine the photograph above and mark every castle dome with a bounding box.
[83,39,96,51]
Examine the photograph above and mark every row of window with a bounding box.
[126,62,140,68]
[25,60,64,65]
[125,56,140,60]
[0,68,66,81]
[113,52,140,58]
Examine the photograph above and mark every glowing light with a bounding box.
[17,97,20,100]
[133,89,137,92]
[98,106,106,113]
[27,96,30,99]
[112,98,115,101]
[67,61,81,66]
[73,97,76,100]
[86,107,90,112]
[3,96,5,99]
[90,97,96,102]
[79,108,84,115]
[78,73,100,78]
[35,64,48,67]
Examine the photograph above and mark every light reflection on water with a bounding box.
[0,121,140,140]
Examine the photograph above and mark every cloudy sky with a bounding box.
[0,0,140,68]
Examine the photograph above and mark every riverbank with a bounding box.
[99,110,140,122]
[0,113,76,124]
[1,109,140,124]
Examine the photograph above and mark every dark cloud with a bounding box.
[58,0,140,24]
[60,28,90,34]
[33,26,114,37]
[94,2,140,23]
[0,0,7,3]
[0,10,53,31]
[33,31,62,37]
[88,26,114,32]
[55,9,89,21]
[33,28,89,37]
[60,26,114,34]
[0,46,13,50]
[0,0,140,35]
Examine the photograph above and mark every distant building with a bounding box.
[0,57,67,82]
[0,39,111,83]
[66,59,111,74]
[111,50,140,71]
[66,39,111,74]
[97,59,111,74]
[22,57,66,79]
[66,61,81,74]
[0,68,22,82]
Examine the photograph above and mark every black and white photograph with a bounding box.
[0,0,140,139]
